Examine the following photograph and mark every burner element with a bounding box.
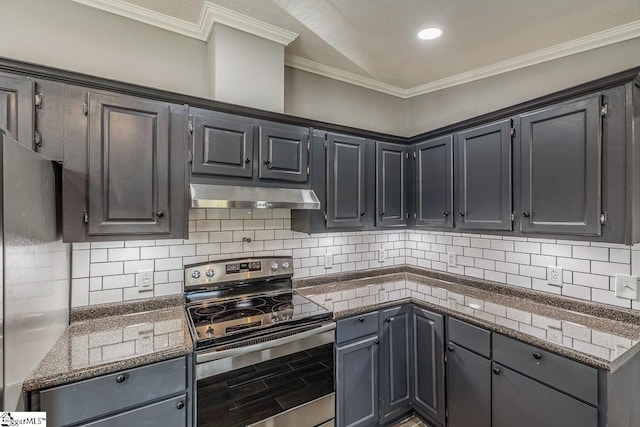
[211,308,264,323]
[193,305,226,317]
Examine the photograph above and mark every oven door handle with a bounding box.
[196,322,336,364]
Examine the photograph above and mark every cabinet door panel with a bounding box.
[336,335,379,427]
[447,343,490,427]
[327,134,366,228]
[88,92,171,236]
[492,364,597,427]
[414,136,454,228]
[379,305,412,423]
[376,142,407,227]
[411,307,444,425]
[520,96,601,236]
[458,119,512,230]
[0,74,34,150]
[192,115,254,178]
[259,124,309,182]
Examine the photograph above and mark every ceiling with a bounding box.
[81,0,640,95]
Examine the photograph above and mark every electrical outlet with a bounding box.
[447,252,457,268]
[324,254,333,269]
[378,249,386,263]
[547,266,563,287]
[615,274,639,300]
[136,269,154,293]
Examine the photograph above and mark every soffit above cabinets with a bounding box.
[74,0,640,98]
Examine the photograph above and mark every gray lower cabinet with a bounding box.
[38,357,192,427]
[376,142,408,227]
[446,343,490,427]
[413,135,454,229]
[258,123,309,182]
[492,363,597,427]
[411,306,445,426]
[379,305,412,423]
[336,335,380,427]
[519,96,602,236]
[457,119,513,231]
[326,133,367,229]
[0,73,34,150]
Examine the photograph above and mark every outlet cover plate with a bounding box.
[378,249,386,263]
[136,269,154,293]
[324,254,333,269]
[447,252,457,268]
[615,274,639,300]
[548,266,563,287]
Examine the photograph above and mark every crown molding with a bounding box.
[71,0,298,45]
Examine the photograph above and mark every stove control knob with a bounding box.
[206,269,215,278]
[205,327,214,337]
[271,262,279,272]
[191,270,201,279]
[281,261,290,269]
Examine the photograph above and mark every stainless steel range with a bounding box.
[184,256,335,427]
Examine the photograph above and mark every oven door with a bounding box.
[195,323,335,427]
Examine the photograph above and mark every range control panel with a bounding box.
[184,256,293,290]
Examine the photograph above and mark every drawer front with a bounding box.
[448,317,491,358]
[337,311,378,344]
[493,334,598,405]
[81,394,188,427]
[41,357,187,426]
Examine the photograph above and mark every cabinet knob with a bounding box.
[443,211,449,217]
[360,212,366,217]
[492,367,501,375]
[358,317,365,322]
[245,158,251,164]
[375,339,380,345]
[156,210,164,218]
[115,374,126,383]
[448,344,454,352]
[176,400,185,410]
[459,212,465,217]
[522,212,531,218]
[385,317,393,323]
[379,212,385,216]
[264,159,271,165]
[533,352,542,360]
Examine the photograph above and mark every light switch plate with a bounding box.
[324,254,333,269]
[136,269,154,293]
[378,249,386,263]
[615,274,638,300]
[447,252,457,268]
[547,266,563,287]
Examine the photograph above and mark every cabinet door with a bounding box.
[414,135,454,228]
[447,343,490,427]
[0,74,34,150]
[457,119,512,230]
[327,134,366,228]
[192,114,254,178]
[336,335,379,427]
[87,92,171,236]
[492,363,597,427]
[259,124,309,182]
[519,96,602,236]
[379,305,412,423]
[411,307,444,425]
[376,142,408,227]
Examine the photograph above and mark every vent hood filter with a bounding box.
[190,184,321,210]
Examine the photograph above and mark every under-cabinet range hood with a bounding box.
[190,184,321,209]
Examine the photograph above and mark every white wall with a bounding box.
[407,38,640,135]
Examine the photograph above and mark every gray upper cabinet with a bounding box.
[376,142,408,227]
[326,133,367,229]
[191,112,254,179]
[519,96,602,236]
[414,135,454,228]
[411,306,445,426]
[0,74,34,150]
[457,119,513,231]
[258,123,309,182]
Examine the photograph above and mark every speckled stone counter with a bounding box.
[23,300,192,391]
[297,269,640,371]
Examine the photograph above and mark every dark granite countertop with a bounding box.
[23,297,192,391]
[296,268,640,371]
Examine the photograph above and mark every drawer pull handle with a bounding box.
[115,374,126,383]
[448,344,454,352]
[533,352,542,360]
[176,401,185,410]
[492,367,501,375]
[358,317,365,322]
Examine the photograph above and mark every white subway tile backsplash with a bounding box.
[573,246,609,261]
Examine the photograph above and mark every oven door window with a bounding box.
[197,343,334,427]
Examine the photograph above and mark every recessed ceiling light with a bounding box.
[417,27,442,40]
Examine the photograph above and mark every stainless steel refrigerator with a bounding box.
[0,130,70,410]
